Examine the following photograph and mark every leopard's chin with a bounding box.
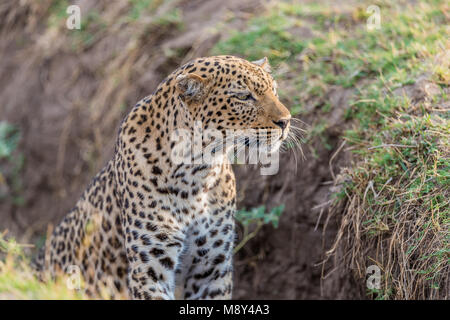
[269,139,282,153]
[282,128,289,140]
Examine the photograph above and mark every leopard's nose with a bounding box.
[273,118,290,130]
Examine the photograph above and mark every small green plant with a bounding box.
[234,205,285,254]
[0,122,24,205]
[128,0,183,28]
[0,122,20,159]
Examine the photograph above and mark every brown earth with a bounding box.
[232,86,362,299]
[0,0,363,299]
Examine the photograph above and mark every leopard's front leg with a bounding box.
[183,218,235,300]
[123,214,185,300]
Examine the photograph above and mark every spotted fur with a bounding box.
[34,55,291,300]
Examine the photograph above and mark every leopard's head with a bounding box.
[176,55,292,153]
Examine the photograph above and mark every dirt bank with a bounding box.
[0,0,382,299]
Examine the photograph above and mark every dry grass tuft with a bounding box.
[326,79,449,299]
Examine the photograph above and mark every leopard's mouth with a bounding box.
[253,129,284,153]
[206,128,284,159]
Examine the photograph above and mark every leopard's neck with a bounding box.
[116,77,229,190]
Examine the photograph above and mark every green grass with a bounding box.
[47,0,184,52]
[47,0,70,29]
[213,11,306,66]
[213,0,447,111]
[128,0,183,26]
[0,233,125,299]
[0,233,89,299]
[214,0,449,299]
[129,0,155,20]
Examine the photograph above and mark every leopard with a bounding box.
[33,55,292,300]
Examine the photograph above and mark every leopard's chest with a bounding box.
[173,196,235,297]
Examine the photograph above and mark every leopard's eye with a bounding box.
[234,92,254,101]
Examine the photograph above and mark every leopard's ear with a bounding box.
[252,57,271,73]
[176,73,210,103]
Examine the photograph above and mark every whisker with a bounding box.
[289,125,307,134]
[290,117,310,127]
